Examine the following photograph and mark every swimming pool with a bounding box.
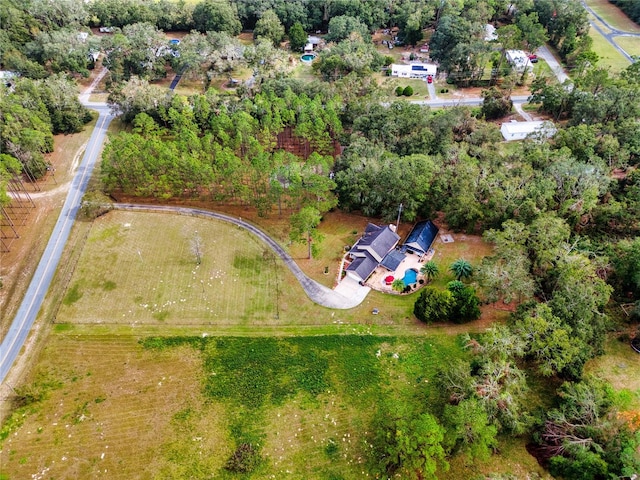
[301,54,316,62]
[402,268,418,285]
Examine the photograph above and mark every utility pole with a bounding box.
[396,203,403,231]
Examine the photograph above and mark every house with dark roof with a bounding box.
[346,224,400,283]
[401,220,439,258]
[380,249,406,272]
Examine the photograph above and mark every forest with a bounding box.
[1,0,640,478]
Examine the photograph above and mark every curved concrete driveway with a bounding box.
[112,203,370,310]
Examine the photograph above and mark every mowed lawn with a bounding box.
[613,35,640,57]
[55,209,497,333]
[0,332,549,479]
[584,0,640,33]
[587,25,632,72]
[57,210,293,326]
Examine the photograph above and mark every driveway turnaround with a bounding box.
[113,203,371,310]
[0,105,114,384]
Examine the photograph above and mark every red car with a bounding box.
[528,54,538,63]
[427,75,433,84]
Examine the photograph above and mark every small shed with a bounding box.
[500,121,556,141]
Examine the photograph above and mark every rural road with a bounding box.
[0,101,114,384]
[111,203,369,310]
[409,94,530,108]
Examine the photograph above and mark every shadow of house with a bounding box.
[400,220,439,259]
[346,224,400,283]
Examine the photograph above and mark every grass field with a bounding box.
[588,25,632,73]
[584,0,640,34]
[613,35,640,57]
[0,331,554,479]
[56,211,296,326]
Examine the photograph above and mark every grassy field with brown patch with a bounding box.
[56,210,290,326]
[0,335,213,479]
[1,329,554,479]
[585,337,640,412]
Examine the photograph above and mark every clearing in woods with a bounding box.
[0,209,546,479]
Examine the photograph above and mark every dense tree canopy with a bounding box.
[253,9,285,45]
[192,0,242,36]
[0,75,91,182]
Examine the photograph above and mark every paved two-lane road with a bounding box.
[0,103,114,384]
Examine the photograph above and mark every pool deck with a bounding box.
[366,248,435,294]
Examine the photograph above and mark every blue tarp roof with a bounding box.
[401,220,439,256]
[380,250,406,271]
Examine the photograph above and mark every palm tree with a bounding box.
[420,261,439,282]
[392,279,406,293]
[450,258,473,281]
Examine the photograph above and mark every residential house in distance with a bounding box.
[304,35,322,52]
[485,24,498,41]
[501,120,556,141]
[390,62,437,79]
[505,50,533,72]
[345,224,400,283]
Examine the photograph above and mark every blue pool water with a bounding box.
[301,54,316,62]
[402,268,418,285]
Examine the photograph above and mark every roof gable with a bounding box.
[353,223,400,261]
[346,254,378,282]
[347,223,401,281]
[402,220,439,255]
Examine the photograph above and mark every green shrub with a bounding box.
[325,438,340,459]
[63,283,83,305]
[225,443,262,473]
[403,85,414,96]
[395,86,404,96]
[414,287,452,323]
